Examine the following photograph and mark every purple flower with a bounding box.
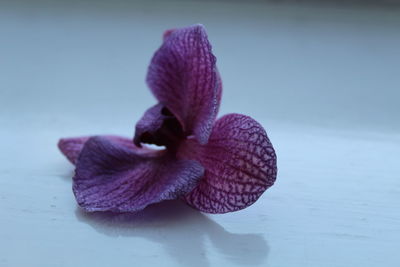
[58,24,277,214]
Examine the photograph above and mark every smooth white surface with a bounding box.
[1,1,399,266]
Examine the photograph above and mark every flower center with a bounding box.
[134,105,185,150]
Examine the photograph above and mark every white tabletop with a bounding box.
[1,1,399,266]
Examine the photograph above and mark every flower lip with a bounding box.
[133,104,185,149]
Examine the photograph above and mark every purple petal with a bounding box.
[133,103,184,148]
[178,114,277,214]
[147,24,222,144]
[58,136,137,165]
[73,136,204,212]
[58,137,90,164]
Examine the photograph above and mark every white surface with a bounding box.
[1,1,400,266]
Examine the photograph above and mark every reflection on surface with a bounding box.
[75,200,269,267]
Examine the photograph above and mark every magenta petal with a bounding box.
[73,136,204,212]
[147,24,222,144]
[179,114,277,214]
[58,136,137,165]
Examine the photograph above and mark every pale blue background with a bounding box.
[1,1,399,266]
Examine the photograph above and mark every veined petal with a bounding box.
[73,136,204,212]
[178,114,277,214]
[147,24,222,145]
[58,136,136,165]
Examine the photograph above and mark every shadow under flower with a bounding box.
[75,200,269,267]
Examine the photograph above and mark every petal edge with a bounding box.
[58,136,137,165]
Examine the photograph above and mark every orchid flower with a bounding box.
[58,24,277,214]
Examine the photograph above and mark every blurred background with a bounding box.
[1,0,399,133]
[1,1,399,267]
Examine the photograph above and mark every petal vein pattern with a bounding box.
[178,114,277,213]
[146,24,221,144]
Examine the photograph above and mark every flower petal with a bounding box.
[73,136,204,212]
[58,136,136,165]
[178,114,277,213]
[147,24,221,144]
[58,137,90,164]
